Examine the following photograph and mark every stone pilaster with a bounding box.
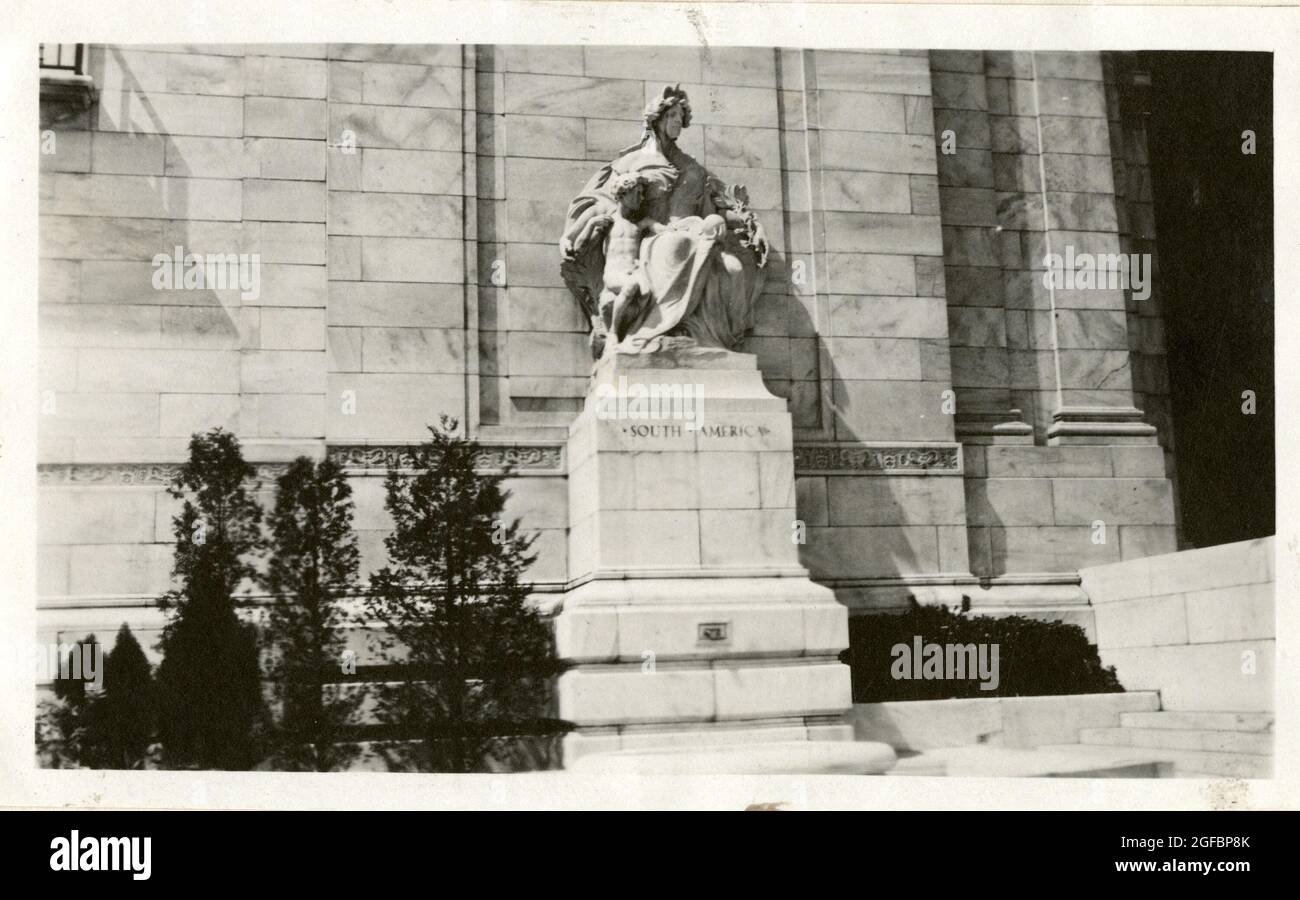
[1010,51,1157,446]
[929,51,1032,445]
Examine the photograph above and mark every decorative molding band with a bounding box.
[43,442,962,482]
[38,462,289,486]
[327,442,564,473]
[37,580,570,610]
[793,443,962,475]
[38,443,565,485]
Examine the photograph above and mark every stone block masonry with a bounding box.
[1080,538,1274,712]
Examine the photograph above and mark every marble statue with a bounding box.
[560,84,769,358]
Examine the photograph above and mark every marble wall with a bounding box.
[1081,538,1274,711]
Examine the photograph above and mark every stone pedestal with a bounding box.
[555,347,857,763]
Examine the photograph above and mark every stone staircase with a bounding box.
[1044,711,1274,778]
[859,694,1274,778]
[887,744,1173,778]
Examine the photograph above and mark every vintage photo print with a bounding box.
[2,1,1296,811]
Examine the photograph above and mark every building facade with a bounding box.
[38,44,1182,662]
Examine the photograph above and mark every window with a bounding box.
[40,43,86,76]
[39,43,94,118]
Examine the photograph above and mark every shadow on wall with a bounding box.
[40,46,256,607]
[781,292,925,614]
[763,55,928,608]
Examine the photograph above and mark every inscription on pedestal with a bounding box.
[619,423,773,439]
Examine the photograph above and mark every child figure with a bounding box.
[595,173,665,346]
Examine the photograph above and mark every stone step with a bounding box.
[887,745,1172,778]
[1041,744,1272,779]
[569,740,898,775]
[1118,711,1273,733]
[1079,726,1273,756]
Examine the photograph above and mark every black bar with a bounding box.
[3,810,1292,887]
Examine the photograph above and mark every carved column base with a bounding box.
[1046,406,1158,446]
[956,407,1035,445]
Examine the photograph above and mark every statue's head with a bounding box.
[609,173,645,212]
[643,84,692,142]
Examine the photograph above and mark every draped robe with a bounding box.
[560,137,766,356]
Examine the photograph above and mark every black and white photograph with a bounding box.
[1,0,1297,837]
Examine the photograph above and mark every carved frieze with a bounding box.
[793,444,961,475]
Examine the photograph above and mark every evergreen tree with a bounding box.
[261,457,363,771]
[84,624,156,769]
[52,633,99,706]
[366,417,565,772]
[154,428,266,770]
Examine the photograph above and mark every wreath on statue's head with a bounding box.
[643,83,693,131]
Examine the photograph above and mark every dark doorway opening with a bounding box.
[1146,51,1274,547]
